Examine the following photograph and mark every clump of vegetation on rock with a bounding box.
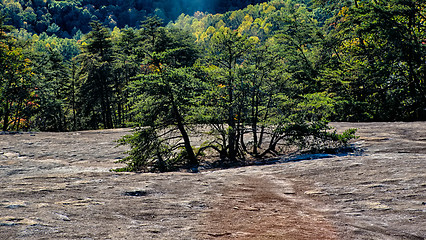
[113,17,358,172]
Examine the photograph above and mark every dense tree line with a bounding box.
[170,0,426,121]
[0,0,269,37]
[1,0,424,171]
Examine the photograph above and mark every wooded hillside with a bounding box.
[0,0,269,37]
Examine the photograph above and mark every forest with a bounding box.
[0,0,270,37]
[1,0,425,171]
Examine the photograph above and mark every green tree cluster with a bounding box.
[116,13,356,172]
[316,0,426,120]
[171,0,425,120]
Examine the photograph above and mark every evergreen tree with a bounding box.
[206,27,255,162]
[112,27,141,127]
[32,46,69,131]
[317,0,426,120]
[78,20,114,129]
[117,19,201,172]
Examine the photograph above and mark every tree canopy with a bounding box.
[0,0,269,37]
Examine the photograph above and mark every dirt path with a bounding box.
[0,123,425,239]
[199,174,338,239]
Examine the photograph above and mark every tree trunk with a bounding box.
[259,95,273,147]
[172,103,198,167]
[2,100,10,131]
[227,68,237,162]
[252,88,258,156]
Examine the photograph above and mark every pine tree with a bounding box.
[117,20,201,172]
[78,21,114,129]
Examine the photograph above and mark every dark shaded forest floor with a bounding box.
[0,122,425,239]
